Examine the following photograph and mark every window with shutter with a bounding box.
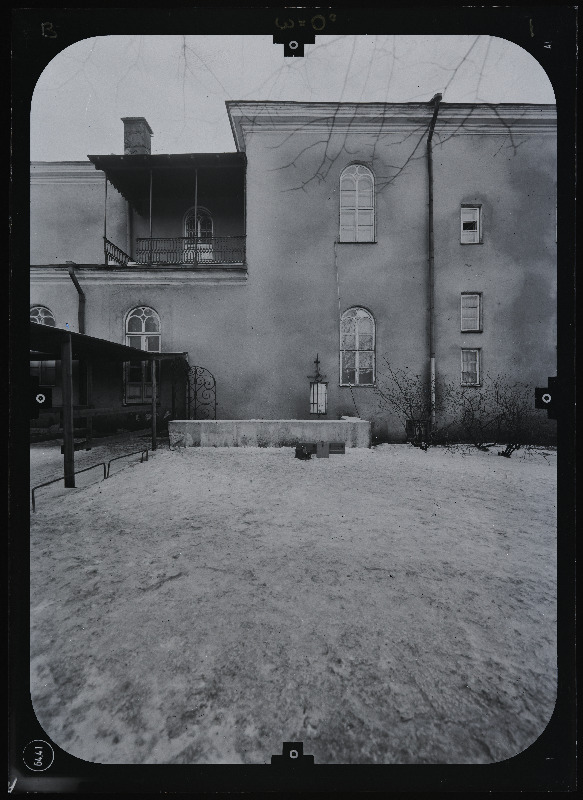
[339,165,375,243]
[461,206,481,244]
[184,207,214,262]
[461,293,482,332]
[461,349,481,386]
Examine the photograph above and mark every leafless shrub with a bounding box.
[374,359,451,450]
[375,364,540,457]
[441,374,539,457]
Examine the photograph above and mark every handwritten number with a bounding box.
[275,18,294,30]
[311,14,326,31]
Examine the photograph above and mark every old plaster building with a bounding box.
[30,101,557,442]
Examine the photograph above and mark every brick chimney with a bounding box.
[121,117,153,155]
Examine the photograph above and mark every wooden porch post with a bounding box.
[104,176,108,266]
[194,168,198,266]
[148,169,153,263]
[86,360,93,447]
[61,333,75,487]
[151,356,157,450]
[171,359,176,420]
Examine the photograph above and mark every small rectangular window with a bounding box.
[461,206,481,244]
[461,349,481,386]
[461,293,482,332]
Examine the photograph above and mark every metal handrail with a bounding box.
[104,237,131,266]
[106,449,149,478]
[135,235,246,266]
[31,462,107,512]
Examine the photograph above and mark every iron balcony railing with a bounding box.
[135,236,246,266]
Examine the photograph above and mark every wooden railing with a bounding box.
[135,236,246,266]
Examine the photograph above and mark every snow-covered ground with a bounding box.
[30,440,557,764]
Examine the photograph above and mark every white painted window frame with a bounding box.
[460,205,482,244]
[339,306,376,386]
[460,348,481,386]
[460,292,482,332]
[339,164,376,243]
[124,306,161,405]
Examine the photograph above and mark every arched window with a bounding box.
[340,307,375,386]
[184,206,214,262]
[30,305,56,385]
[30,305,56,326]
[339,165,375,242]
[125,306,161,403]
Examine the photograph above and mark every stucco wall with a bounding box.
[238,128,432,439]
[29,106,557,443]
[30,163,126,265]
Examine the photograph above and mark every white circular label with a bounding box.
[22,740,54,771]
[542,393,551,404]
[289,40,298,49]
[36,394,45,404]
[289,749,299,759]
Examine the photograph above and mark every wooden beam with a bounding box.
[85,361,93,447]
[61,333,75,487]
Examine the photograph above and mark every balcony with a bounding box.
[105,236,246,268]
[136,236,245,267]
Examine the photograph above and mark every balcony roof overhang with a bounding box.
[30,322,188,363]
[87,152,246,214]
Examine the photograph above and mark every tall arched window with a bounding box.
[339,165,375,242]
[125,306,161,403]
[184,206,214,262]
[340,307,375,386]
[30,305,56,385]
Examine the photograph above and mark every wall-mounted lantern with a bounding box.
[308,354,328,417]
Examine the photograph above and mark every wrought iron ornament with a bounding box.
[187,366,217,420]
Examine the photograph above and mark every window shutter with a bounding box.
[461,349,480,385]
[461,207,480,243]
[461,294,481,331]
[340,166,375,242]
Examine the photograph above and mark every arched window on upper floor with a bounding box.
[184,206,214,262]
[340,307,376,386]
[125,306,161,403]
[339,165,375,242]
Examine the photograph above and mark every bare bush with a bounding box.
[441,374,538,457]
[374,359,448,450]
[375,364,539,457]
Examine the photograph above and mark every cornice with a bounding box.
[30,266,248,286]
[226,102,557,150]
[30,162,104,185]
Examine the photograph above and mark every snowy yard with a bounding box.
[30,440,557,764]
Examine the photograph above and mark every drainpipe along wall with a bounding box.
[67,263,85,334]
[427,93,442,431]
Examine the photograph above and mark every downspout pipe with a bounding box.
[427,93,442,431]
[67,262,86,334]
